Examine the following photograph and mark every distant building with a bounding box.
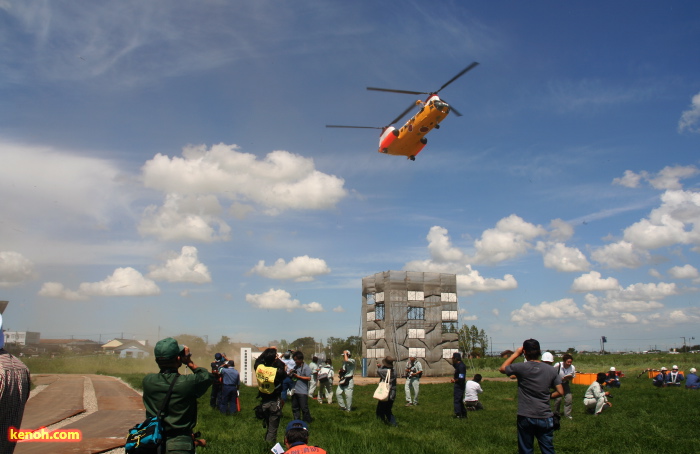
[102,338,148,354]
[113,340,151,358]
[38,338,101,354]
[362,271,459,377]
[3,331,41,346]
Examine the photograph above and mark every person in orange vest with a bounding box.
[283,420,326,454]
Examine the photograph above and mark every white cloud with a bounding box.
[668,264,699,280]
[678,91,700,133]
[0,251,35,287]
[613,282,678,301]
[622,189,700,251]
[571,271,619,292]
[510,298,585,325]
[462,314,478,321]
[425,226,464,262]
[492,308,499,317]
[249,256,331,282]
[142,143,347,209]
[39,267,160,300]
[332,305,345,313]
[139,194,231,242]
[591,241,650,269]
[548,219,574,242]
[538,242,590,272]
[612,166,698,191]
[470,215,547,264]
[148,246,212,283]
[613,169,645,188]
[245,288,324,312]
[457,265,517,296]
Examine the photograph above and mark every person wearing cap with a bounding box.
[404,355,423,406]
[0,312,31,454]
[685,368,699,389]
[317,359,334,404]
[218,360,240,415]
[142,337,213,453]
[209,352,227,408]
[583,372,612,415]
[255,348,287,444]
[499,339,564,454]
[605,367,620,388]
[336,350,356,411]
[450,352,467,418]
[463,374,484,411]
[376,355,398,426]
[653,367,669,387]
[283,419,327,454]
[665,365,684,387]
[553,354,576,420]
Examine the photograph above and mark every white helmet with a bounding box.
[610,367,616,371]
[541,352,554,362]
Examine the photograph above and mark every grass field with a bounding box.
[24,353,700,453]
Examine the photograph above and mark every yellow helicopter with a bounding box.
[327,62,479,161]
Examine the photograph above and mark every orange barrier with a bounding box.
[572,373,597,386]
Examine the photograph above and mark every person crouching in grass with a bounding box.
[583,373,612,415]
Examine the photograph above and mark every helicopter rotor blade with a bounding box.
[436,61,479,94]
[388,102,418,126]
[367,87,427,95]
[326,125,383,129]
[449,105,463,117]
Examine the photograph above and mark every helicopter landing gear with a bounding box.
[381,148,389,154]
[435,124,440,129]
[409,155,415,161]
[420,137,428,144]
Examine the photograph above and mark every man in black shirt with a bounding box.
[451,352,467,418]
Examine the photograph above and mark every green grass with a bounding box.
[192,376,699,454]
[23,353,700,453]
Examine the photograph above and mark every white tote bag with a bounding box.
[373,369,391,401]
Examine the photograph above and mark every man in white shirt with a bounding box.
[553,354,576,420]
[463,374,484,411]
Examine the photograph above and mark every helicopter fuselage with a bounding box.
[378,95,450,160]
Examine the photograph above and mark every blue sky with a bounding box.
[1,1,699,353]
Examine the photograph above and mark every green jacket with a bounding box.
[142,368,213,436]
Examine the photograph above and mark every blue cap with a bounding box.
[215,353,222,360]
[286,420,308,432]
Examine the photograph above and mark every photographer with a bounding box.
[290,351,313,423]
[583,372,612,415]
[142,337,213,453]
[336,350,355,412]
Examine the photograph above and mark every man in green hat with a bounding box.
[142,337,213,453]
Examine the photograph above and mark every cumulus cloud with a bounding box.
[332,305,345,313]
[591,241,650,269]
[678,92,700,133]
[249,255,331,282]
[668,264,699,280]
[510,298,585,325]
[470,215,547,264]
[245,288,324,312]
[39,267,160,300]
[571,271,620,292]
[548,219,574,242]
[537,242,590,272]
[457,265,517,295]
[0,251,35,287]
[613,169,645,188]
[148,246,212,283]
[139,144,347,241]
[139,194,231,243]
[425,226,465,263]
[612,166,698,191]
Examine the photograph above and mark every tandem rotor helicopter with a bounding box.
[327,61,479,161]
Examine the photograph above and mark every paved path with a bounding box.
[16,374,143,454]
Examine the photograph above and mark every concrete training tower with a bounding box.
[361,271,459,377]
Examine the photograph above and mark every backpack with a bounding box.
[318,366,330,383]
[256,364,279,394]
[125,375,178,454]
